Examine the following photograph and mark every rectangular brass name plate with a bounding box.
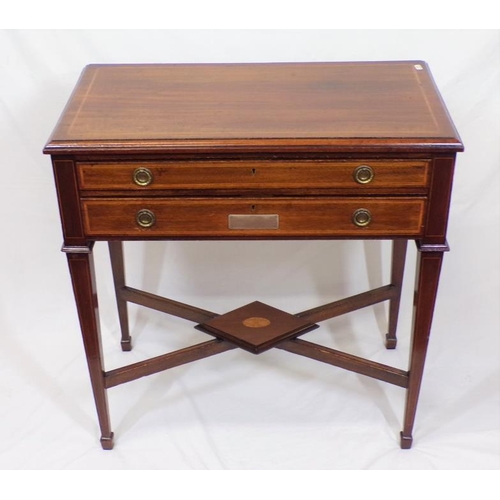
[228,214,280,230]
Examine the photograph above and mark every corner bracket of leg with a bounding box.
[416,240,450,253]
[61,242,95,254]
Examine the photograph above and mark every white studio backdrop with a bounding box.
[0,30,498,470]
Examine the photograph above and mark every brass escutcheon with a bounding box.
[133,167,153,186]
[136,209,156,228]
[353,165,374,184]
[352,208,372,227]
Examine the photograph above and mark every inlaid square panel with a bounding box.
[195,301,318,354]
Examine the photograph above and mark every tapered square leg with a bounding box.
[108,241,132,351]
[66,247,114,449]
[386,239,408,349]
[400,243,446,449]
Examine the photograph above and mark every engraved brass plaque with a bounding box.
[228,214,279,230]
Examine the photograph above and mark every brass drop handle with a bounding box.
[136,209,156,228]
[352,208,372,227]
[133,167,153,186]
[353,165,374,184]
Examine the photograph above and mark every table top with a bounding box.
[44,61,463,155]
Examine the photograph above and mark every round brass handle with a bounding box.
[352,208,372,227]
[133,167,153,187]
[353,165,374,184]
[136,209,156,228]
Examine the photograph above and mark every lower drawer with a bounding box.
[81,198,426,238]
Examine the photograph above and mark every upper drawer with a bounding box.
[76,160,430,192]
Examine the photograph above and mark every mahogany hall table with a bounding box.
[44,61,463,450]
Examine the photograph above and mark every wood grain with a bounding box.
[81,197,426,238]
[77,159,430,192]
[104,340,235,388]
[277,338,409,388]
[44,62,463,155]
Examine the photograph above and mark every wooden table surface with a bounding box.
[44,61,462,155]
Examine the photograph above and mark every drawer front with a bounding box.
[77,160,429,192]
[82,198,426,238]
